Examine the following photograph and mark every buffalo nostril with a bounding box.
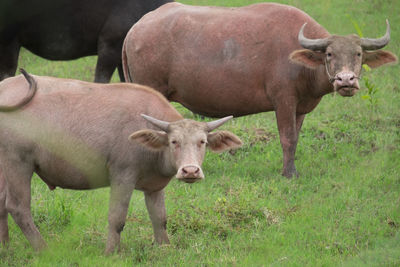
[336,72,358,87]
[181,166,200,177]
[177,165,204,180]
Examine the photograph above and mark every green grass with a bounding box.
[1,0,400,266]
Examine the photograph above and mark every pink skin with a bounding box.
[0,72,242,253]
[123,2,397,178]
[335,71,359,96]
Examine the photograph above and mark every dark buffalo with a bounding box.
[0,0,172,82]
[122,2,397,178]
[0,70,242,253]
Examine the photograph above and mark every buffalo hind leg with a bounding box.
[0,173,9,246]
[144,190,169,245]
[94,52,117,83]
[275,105,301,178]
[5,164,46,250]
[95,38,123,83]
[105,182,135,254]
[117,64,125,82]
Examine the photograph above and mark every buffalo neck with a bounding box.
[157,150,178,178]
[308,65,335,98]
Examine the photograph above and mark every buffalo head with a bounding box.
[129,114,242,183]
[290,20,397,96]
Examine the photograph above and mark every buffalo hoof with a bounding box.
[0,238,9,248]
[32,239,47,252]
[282,168,299,179]
[104,246,120,255]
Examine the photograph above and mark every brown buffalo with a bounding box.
[0,70,242,253]
[122,2,397,178]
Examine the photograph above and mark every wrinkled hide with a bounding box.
[0,71,242,253]
[123,2,397,177]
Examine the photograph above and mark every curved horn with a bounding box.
[361,19,390,50]
[298,23,330,51]
[141,114,169,131]
[0,68,38,112]
[206,116,233,131]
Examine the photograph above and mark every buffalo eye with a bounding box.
[327,52,332,57]
[198,140,207,147]
[357,52,361,57]
[171,140,181,149]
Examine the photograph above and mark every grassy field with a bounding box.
[1,0,399,266]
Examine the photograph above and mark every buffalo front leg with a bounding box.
[0,173,9,246]
[144,190,169,245]
[105,182,135,254]
[0,37,20,81]
[275,106,301,178]
[296,114,306,136]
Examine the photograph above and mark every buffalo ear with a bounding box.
[289,49,325,69]
[129,129,168,150]
[207,131,243,153]
[363,50,398,68]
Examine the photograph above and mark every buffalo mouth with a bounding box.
[178,177,203,183]
[337,86,359,97]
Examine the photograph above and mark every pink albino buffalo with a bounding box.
[0,70,242,253]
[122,2,397,178]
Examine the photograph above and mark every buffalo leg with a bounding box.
[296,114,306,136]
[0,37,20,81]
[95,39,122,83]
[94,53,117,83]
[5,165,45,250]
[275,106,300,178]
[105,182,135,254]
[117,64,125,82]
[144,190,169,245]
[0,173,8,246]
